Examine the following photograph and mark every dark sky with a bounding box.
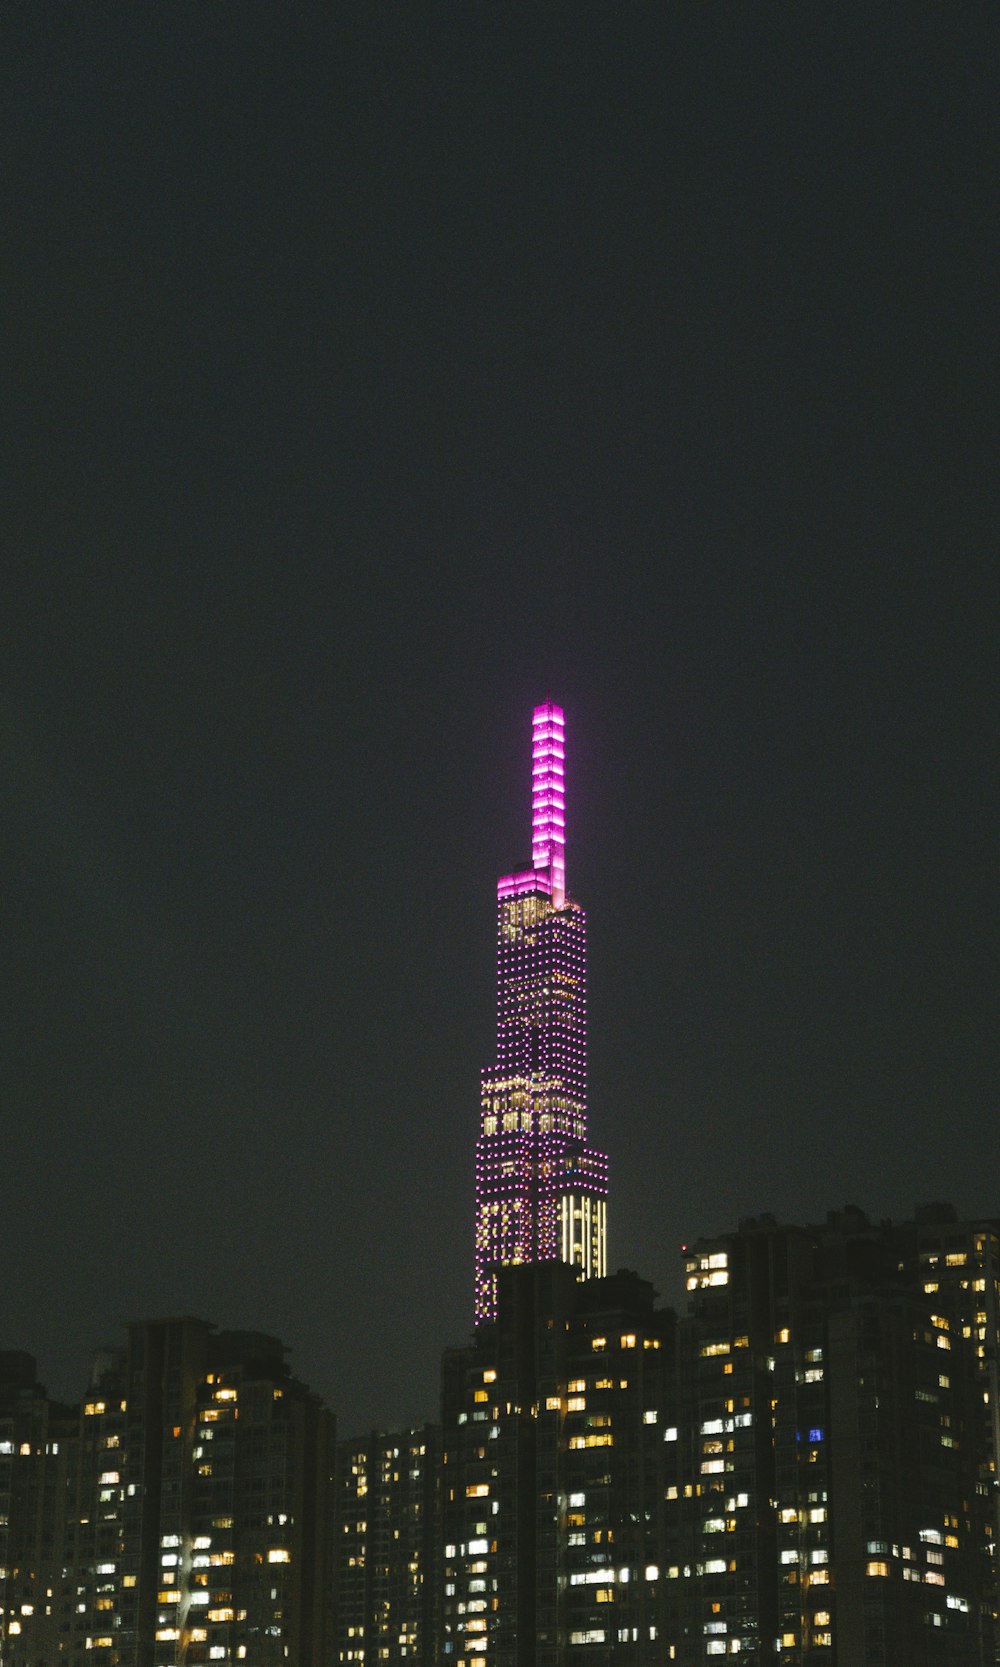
[3,6,996,1434]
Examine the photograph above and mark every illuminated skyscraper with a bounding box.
[474,702,608,1325]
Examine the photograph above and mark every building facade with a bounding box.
[671,1210,995,1664]
[334,1425,438,1665]
[0,1322,334,1666]
[0,1351,78,1665]
[442,1263,675,1667]
[475,703,609,1326]
[442,1207,1000,1666]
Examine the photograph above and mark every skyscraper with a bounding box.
[474,703,609,1325]
[442,1264,673,1667]
[443,1207,999,1667]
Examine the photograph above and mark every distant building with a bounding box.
[4,1202,1000,1665]
[117,1319,334,1666]
[0,1351,77,1665]
[475,704,608,1326]
[892,1204,1000,1647]
[673,1209,994,1665]
[67,1346,129,1663]
[334,1424,438,1664]
[0,1321,334,1666]
[441,1206,1000,1665]
[442,1262,674,1667]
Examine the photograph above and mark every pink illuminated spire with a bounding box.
[531,702,566,907]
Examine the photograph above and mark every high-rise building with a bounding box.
[672,1208,996,1665]
[116,1319,335,1667]
[334,1424,438,1665]
[475,703,609,1325]
[6,1318,336,1667]
[0,1351,77,1665]
[442,1206,1000,1666]
[68,1347,130,1664]
[441,1262,675,1667]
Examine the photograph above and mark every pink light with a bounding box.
[531,701,566,907]
[497,869,552,900]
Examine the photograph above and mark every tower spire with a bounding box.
[531,701,566,907]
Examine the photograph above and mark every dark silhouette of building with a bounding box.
[442,1263,675,1667]
[0,1351,77,1665]
[117,1319,334,1666]
[672,1208,994,1664]
[440,1206,999,1666]
[0,1322,334,1666]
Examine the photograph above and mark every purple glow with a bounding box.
[531,701,566,907]
[496,869,552,900]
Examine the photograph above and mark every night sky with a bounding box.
[4,7,996,1435]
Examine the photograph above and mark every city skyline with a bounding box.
[10,1196,1000,1662]
[4,9,996,1436]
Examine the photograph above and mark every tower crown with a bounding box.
[531,701,566,906]
[496,701,569,906]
